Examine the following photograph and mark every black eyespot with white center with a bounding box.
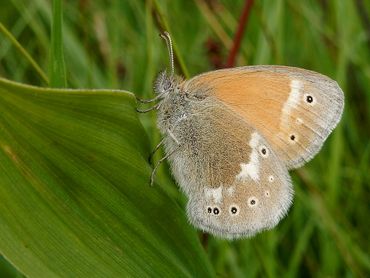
[207,207,212,214]
[259,145,269,157]
[229,204,240,216]
[248,197,259,208]
[213,207,220,215]
[304,93,316,105]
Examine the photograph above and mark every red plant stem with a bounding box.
[225,0,255,68]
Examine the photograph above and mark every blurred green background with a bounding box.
[0,0,369,277]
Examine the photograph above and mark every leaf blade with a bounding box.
[0,77,214,277]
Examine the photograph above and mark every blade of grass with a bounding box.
[286,219,315,278]
[193,0,233,50]
[152,0,189,78]
[0,22,48,84]
[49,0,66,87]
[225,0,254,67]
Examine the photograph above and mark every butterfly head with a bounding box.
[154,71,177,98]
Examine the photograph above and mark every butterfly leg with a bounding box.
[150,146,179,186]
[148,115,183,164]
[136,102,162,113]
[135,92,166,103]
[150,128,180,186]
[148,137,165,164]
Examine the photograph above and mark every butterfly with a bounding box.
[137,32,344,239]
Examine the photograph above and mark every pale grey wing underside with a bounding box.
[185,120,293,239]
[164,99,293,239]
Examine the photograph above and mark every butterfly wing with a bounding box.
[161,94,293,238]
[184,66,344,169]
[173,101,293,239]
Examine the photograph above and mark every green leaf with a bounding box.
[0,255,24,278]
[0,77,213,277]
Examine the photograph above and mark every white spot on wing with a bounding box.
[204,187,223,204]
[236,132,261,182]
[249,132,260,148]
[281,79,303,128]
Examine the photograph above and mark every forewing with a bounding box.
[184,66,344,169]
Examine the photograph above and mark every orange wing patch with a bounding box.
[185,66,344,169]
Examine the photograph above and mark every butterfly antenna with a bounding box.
[160,31,174,76]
